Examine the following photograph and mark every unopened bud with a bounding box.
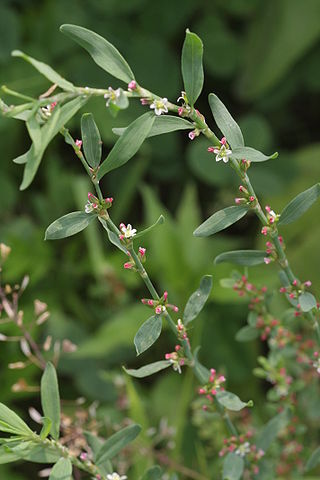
[0,243,11,261]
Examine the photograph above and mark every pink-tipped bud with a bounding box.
[210,368,216,375]
[178,107,184,116]
[155,305,162,314]
[105,197,113,204]
[163,291,168,301]
[179,359,185,366]
[147,299,154,306]
[261,286,267,293]
[50,101,57,109]
[128,80,137,91]
[239,185,245,192]
[249,196,255,202]
[261,226,268,236]
[211,389,217,395]
[173,306,179,312]
[265,205,271,213]
[289,293,295,299]
[175,345,181,351]
[202,405,208,411]
[80,452,88,461]
[278,235,283,243]
[234,197,244,205]
[139,247,146,257]
[264,257,271,265]
[123,262,132,269]
[280,287,287,293]
[292,280,298,286]
[314,351,319,357]
[188,131,196,140]
[75,139,82,148]
[198,388,206,395]
[88,192,96,201]
[220,137,227,145]
[304,280,312,287]
[140,98,149,105]
[218,375,226,383]
[165,353,172,360]
[207,146,215,153]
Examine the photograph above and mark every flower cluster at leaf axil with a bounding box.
[198,368,226,409]
[123,247,146,270]
[255,357,293,399]
[41,101,57,118]
[85,192,113,214]
[104,87,121,107]
[119,223,137,241]
[261,205,280,237]
[150,97,168,116]
[141,290,178,315]
[234,185,256,206]
[208,137,232,163]
[219,433,264,476]
[165,344,186,374]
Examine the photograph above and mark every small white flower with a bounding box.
[213,144,232,163]
[313,359,320,374]
[85,202,95,214]
[235,441,251,457]
[120,223,137,239]
[150,97,168,116]
[104,87,121,107]
[107,473,127,480]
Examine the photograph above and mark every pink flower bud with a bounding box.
[289,293,295,299]
[50,101,57,109]
[220,137,227,145]
[234,197,243,205]
[123,262,132,269]
[139,247,146,257]
[140,98,149,105]
[198,388,206,394]
[147,300,154,306]
[188,131,196,140]
[218,375,226,383]
[128,80,137,91]
[207,146,215,153]
[80,452,88,461]
[304,280,312,287]
[292,279,298,286]
[163,291,168,301]
[261,286,267,292]
[261,226,268,236]
[280,287,287,293]
[264,257,271,265]
[211,388,217,395]
[249,196,255,202]
[165,353,172,359]
[175,345,181,351]
[105,197,113,204]
[75,139,82,148]
[265,205,271,213]
[178,107,184,116]
[155,305,162,314]
[239,185,245,192]
[173,306,179,312]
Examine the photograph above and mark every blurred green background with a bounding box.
[1,0,320,478]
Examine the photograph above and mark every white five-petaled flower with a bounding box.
[120,223,137,239]
[150,97,168,116]
[235,441,251,457]
[212,137,232,163]
[107,473,127,480]
[104,87,121,107]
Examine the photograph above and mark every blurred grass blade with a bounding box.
[134,315,162,355]
[279,183,320,225]
[231,146,278,162]
[194,206,249,237]
[181,29,204,106]
[214,250,266,266]
[223,452,244,480]
[96,424,141,464]
[49,458,72,480]
[40,362,61,440]
[123,361,171,378]
[60,24,135,83]
[183,275,212,325]
[45,212,97,240]
[256,408,291,453]
[12,50,76,92]
[208,93,244,149]
[113,115,194,138]
[98,112,155,179]
[81,113,102,168]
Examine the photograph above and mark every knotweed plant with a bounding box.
[1,24,320,480]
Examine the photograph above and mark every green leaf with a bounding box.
[235,326,259,342]
[98,217,128,254]
[49,458,72,480]
[40,417,52,440]
[134,215,165,239]
[279,183,320,225]
[305,447,320,472]
[256,409,291,452]
[216,391,251,411]
[0,403,32,436]
[223,452,244,480]
[231,146,278,162]
[113,116,194,138]
[193,347,210,384]
[215,249,266,266]
[41,362,60,440]
[45,212,96,240]
[181,29,204,106]
[81,113,102,169]
[20,96,88,190]
[6,442,61,463]
[298,292,317,312]
[141,466,163,480]
[193,206,249,237]
[26,113,42,153]
[183,275,212,325]
[60,24,134,83]
[0,445,21,464]
[96,424,141,465]
[134,315,162,356]
[12,50,76,92]
[98,112,155,179]
[208,93,244,149]
[124,361,171,378]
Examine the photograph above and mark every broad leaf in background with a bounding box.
[279,183,320,225]
[98,112,155,178]
[49,458,72,480]
[113,115,194,138]
[256,409,291,452]
[141,466,163,480]
[183,275,212,325]
[96,424,141,465]
[12,50,76,92]
[216,391,252,411]
[40,362,60,440]
[223,452,244,480]
[231,146,278,163]
[81,113,102,169]
[0,403,32,436]
[305,447,320,472]
[60,24,135,83]
[208,93,244,149]
[45,212,97,240]
[181,29,204,106]
[298,292,317,312]
[134,315,162,355]
[214,250,266,266]
[194,206,249,237]
[235,326,259,342]
[124,361,171,378]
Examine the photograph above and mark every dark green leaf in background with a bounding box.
[96,424,141,465]
[181,29,204,106]
[183,275,212,324]
[279,183,320,225]
[208,93,244,149]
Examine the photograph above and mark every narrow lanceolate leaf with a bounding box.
[134,315,162,356]
[183,275,212,325]
[208,93,244,149]
[123,361,171,378]
[214,250,266,266]
[0,445,21,464]
[8,442,61,463]
[81,113,102,168]
[12,50,76,92]
[298,292,317,312]
[96,424,141,465]
[194,206,249,237]
[98,112,155,179]
[134,215,165,239]
[231,146,278,163]
[41,362,60,440]
[305,446,320,472]
[216,391,252,412]
[49,458,72,480]
[45,212,96,240]
[0,403,32,436]
[235,326,259,342]
[181,29,204,106]
[60,24,135,83]
[26,113,42,153]
[223,452,244,480]
[193,347,210,384]
[279,183,320,225]
[40,417,52,440]
[113,115,194,138]
[256,409,290,453]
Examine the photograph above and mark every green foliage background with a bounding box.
[0,0,320,478]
